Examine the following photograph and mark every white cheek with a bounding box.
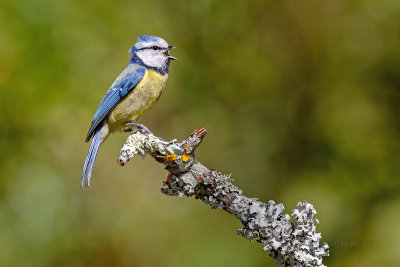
[137,50,165,68]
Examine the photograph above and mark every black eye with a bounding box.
[152,46,159,50]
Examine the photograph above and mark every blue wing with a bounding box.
[85,67,146,142]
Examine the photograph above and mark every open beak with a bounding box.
[168,46,177,60]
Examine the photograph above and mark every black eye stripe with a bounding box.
[137,46,167,51]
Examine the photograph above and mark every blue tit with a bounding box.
[81,35,176,187]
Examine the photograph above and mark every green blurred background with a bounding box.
[1,0,399,266]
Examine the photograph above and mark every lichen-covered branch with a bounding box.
[118,128,329,266]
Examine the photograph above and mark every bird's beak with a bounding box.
[167,45,177,60]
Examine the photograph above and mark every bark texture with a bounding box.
[118,128,329,266]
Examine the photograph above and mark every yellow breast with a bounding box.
[108,69,168,132]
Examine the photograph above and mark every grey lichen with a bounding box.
[119,128,329,266]
[119,129,182,165]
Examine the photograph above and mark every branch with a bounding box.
[118,128,329,266]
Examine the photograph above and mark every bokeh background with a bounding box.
[1,0,399,266]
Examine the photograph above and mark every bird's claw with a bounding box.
[124,123,176,144]
[125,123,153,135]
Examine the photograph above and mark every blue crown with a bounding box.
[137,35,163,43]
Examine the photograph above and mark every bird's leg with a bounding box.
[124,123,176,144]
[125,123,153,135]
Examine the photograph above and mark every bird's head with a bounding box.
[129,35,176,72]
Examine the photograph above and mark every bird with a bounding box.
[81,35,176,188]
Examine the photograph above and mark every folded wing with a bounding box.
[85,67,146,142]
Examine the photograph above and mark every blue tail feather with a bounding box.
[81,128,102,188]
